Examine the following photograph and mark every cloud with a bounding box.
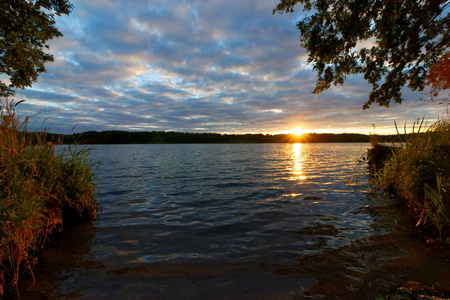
[14,0,444,135]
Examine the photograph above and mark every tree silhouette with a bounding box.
[274,0,449,108]
[0,0,72,97]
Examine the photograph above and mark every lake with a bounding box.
[13,144,450,299]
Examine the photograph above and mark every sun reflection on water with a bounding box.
[292,143,307,181]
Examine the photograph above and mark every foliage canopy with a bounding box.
[274,0,450,108]
[0,0,72,97]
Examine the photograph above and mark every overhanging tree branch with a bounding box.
[274,0,450,108]
[0,0,73,98]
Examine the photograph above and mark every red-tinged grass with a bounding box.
[0,100,98,296]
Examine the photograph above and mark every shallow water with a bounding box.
[10,144,450,299]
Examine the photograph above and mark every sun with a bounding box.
[291,127,305,137]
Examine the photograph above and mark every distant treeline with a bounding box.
[48,130,403,144]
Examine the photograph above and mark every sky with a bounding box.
[14,0,447,135]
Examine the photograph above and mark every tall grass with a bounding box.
[0,100,98,295]
[373,115,450,239]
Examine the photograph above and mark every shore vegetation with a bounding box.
[369,115,450,239]
[57,130,398,144]
[0,100,98,295]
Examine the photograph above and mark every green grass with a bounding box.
[0,100,98,295]
[371,116,450,239]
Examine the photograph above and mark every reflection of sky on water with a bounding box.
[21,144,450,299]
[22,144,408,299]
[292,143,307,181]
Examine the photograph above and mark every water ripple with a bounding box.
[88,143,374,265]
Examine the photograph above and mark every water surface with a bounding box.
[12,144,450,299]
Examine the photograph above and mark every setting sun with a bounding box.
[291,127,305,137]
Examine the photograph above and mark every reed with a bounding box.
[372,115,450,238]
[0,100,98,295]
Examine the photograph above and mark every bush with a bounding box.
[0,100,98,294]
[366,143,394,172]
[373,117,450,238]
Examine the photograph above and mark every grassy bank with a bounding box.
[368,117,450,239]
[0,101,98,295]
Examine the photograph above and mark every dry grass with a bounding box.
[0,100,98,295]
